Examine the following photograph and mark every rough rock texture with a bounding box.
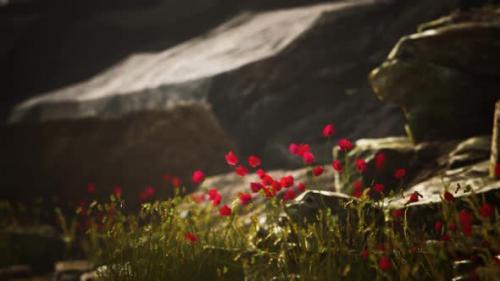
[370,5,500,142]
[0,103,235,202]
[333,136,491,195]
[1,0,458,202]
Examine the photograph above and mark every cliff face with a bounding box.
[0,0,458,202]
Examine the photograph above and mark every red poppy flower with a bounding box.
[225,151,239,166]
[434,220,443,233]
[208,188,222,206]
[219,205,232,217]
[171,177,182,188]
[289,143,299,155]
[250,182,264,193]
[279,176,294,188]
[303,152,315,165]
[113,186,122,198]
[235,165,249,177]
[283,188,296,201]
[86,183,96,194]
[185,232,198,244]
[297,182,306,192]
[143,186,154,196]
[496,162,500,178]
[407,192,419,204]
[263,186,276,198]
[353,180,363,192]
[208,188,219,200]
[375,152,385,170]
[361,248,369,261]
[332,160,343,172]
[322,124,335,138]
[239,193,252,206]
[392,209,403,218]
[338,138,353,152]
[352,190,362,198]
[312,166,324,176]
[192,170,205,184]
[355,159,367,173]
[378,256,391,271]
[373,183,384,193]
[261,174,274,186]
[459,210,473,236]
[256,169,266,177]
[297,144,311,157]
[212,194,222,206]
[443,191,455,202]
[479,203,493,219]
[394,168,406,180]
[248,155,262,168]
[272,180,282,192]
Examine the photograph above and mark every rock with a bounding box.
[370,6,500,142]
[0,228,65,273]
[491,100,500,178]
[0,264,33,280]
[285,190,384,226]
[332,136,461,195]
[0,103,235,204]
[54,260,93,281]
[386,160,499,232]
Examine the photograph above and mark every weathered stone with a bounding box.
[0,264,32,280]
[285,190,384,226]
[491,100,500,178]
[0,228,65,273]
[370,6,500,142]
[386,160,499,232]
[0,103,235,204]
[54,260,93,281]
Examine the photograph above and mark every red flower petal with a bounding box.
[394,168,406,180]
[374,152,385,170]
[239,193,252,206]
[312,166,324,176]
[192,170,205,184]
[303,152,315,165]
[373,183,384,193]
[225,151,239,166]
[235,165,248,177]
[322,123,335,138]
[219,205,232,217]
[247,155,262,168]
[332,160,343,172]
[355,159,367,173]
[338,138,353,152]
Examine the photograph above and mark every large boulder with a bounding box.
[0,103,234,203]
[370,5,500,142]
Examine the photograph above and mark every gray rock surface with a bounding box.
[370,6,500,142]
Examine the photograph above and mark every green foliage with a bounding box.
[80,190,499,281]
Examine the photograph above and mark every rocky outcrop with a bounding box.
[370,5,500,142]
[0,103,234,202]
[333,136,492,195]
